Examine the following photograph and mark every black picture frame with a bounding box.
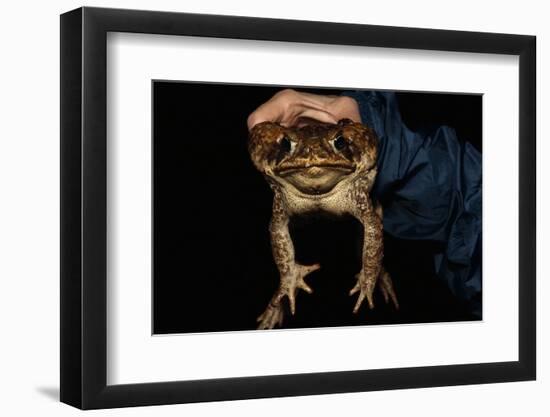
[60,6,536,410]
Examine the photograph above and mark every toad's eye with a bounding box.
[332,135,348,151]
[279,136,295,154]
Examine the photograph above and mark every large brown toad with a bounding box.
[248,118,399,330]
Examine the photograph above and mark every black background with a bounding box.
[153,82,482,334]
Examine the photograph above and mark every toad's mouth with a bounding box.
[274,164,356,195]
[275,164,355,177]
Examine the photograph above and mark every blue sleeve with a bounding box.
[342,90,482,317]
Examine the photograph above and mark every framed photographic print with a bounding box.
[60,6,536,409]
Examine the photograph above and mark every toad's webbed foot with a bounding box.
[349,267,399,314]
[256,263,320,330]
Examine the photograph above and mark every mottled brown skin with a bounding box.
[249,119,399,330]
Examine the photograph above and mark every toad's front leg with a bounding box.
[349,203,398,313]
[257,194,320,330]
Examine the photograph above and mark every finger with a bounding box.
[247,100,285,130]
[390,290,400,310]
[247,110,271,131]
[298,280,313,294]
[353,292,365,314]
[380,285,389,304]
[349,282,360,296]
[249,89,339,129]
[247,113,261,131]
[380,274,399,310]
[366,291,375,310]
[294,109,338,126]
[273,291,285,305]
[302,263,321,274]
[288,291,296,315]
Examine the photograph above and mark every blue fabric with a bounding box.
[342,91,482,316]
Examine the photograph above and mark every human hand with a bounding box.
[247,89,361,131]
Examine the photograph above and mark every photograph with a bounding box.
[152,82,483,334]
[54,4,537,412]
